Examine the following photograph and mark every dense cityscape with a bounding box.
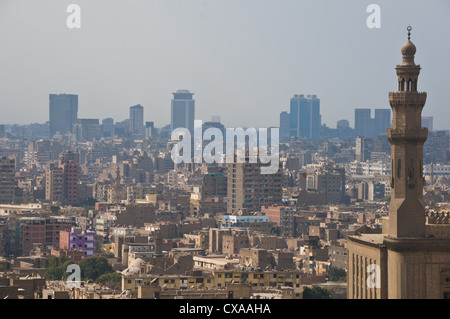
[1,3,450,304]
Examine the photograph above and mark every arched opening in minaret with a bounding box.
[392,159,394,176]
[407,79,412,91]
[400,78,405,91]
[409,159,414,179]
[397,159,401,179]
[420,159,423,178]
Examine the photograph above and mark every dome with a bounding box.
[130,258,146,268]
[120,258,146,275]
[401,26,416,56]
[401,40,416,56]
[121,266,140,275]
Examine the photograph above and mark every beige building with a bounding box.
[227,153,282,214]
[347,27,450,299]
[45,163,64,202]
[304,162,346,205]
[122,269,303,299]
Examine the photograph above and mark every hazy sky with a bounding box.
[0,0,449,130]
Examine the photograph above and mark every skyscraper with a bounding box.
[422,116,433,131]
[171,90,195,134]
[355,108,391,138]
[354,108,373,137]
[49,94,78,136]
[374,109,391,137]
[102,118,115,137]
[145,121,155,139]
[347,27,450,299]
[130,104,144,139]
[279,111,291,142]
[289,94,321,140]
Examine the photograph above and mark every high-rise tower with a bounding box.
[354,108,373,137]
[49,94,78,136]
[289,94,321,140]
[130,104,144,139]
[374,109,391,137]
[386,26,428,238]
[171,90,195,135]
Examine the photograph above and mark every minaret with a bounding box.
[387,26,428,238]
[115,165,121,186]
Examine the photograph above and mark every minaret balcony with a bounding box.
[387,127,428,143]
[389,91,427,106]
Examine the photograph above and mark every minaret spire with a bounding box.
[387,26,428,238]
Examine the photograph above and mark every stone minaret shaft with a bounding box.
[387,26,428,238]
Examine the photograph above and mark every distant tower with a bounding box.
[129,104,144,139]
[289,94,321,140]
[421,116,433,132]
[354,108,373,138]
[102,118,115,137]
[115,165,121,186]
[171,90,195,135]
[49,94,78,136]
[145,121,155,139]
[374,109,391,137]
[279,111,291,142]
[387,25,428,238]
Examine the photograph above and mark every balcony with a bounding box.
[387,127,428,143]
[389,91,427,103]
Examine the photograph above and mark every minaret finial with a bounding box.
[407,26,412,40]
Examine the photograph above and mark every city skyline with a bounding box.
[1,19,450,301]
[0,1,449,130]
